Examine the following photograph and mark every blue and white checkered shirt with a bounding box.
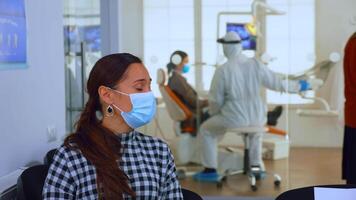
[42,131,183,199]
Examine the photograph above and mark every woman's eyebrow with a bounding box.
[133,78,152,83]
[133,78,145,83]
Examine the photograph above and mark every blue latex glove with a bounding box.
[299,80,310,92]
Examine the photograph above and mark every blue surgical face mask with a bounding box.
[111,89,156,129]
[182,64,190,73]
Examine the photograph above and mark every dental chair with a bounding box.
[288,54,340,81]
[291,53,340,117]
[156,68,198,165]
[157,69,192,124]
[263,52,340,117]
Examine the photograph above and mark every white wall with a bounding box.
[0,0,65,177]
[119,0,144,58]
[101,0,120,56]
[101,0,143,58]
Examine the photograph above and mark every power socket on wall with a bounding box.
[47,125,57,143]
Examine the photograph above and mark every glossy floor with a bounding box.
[180,148,343,198]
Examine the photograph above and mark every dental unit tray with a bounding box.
[293,53,340,117]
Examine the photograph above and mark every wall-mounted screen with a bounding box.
[226,23,256,50]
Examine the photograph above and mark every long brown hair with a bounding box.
[64,53,141,199]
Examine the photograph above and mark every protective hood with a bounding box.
[218,32,243,59]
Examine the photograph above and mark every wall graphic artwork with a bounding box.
[0,0,27,70]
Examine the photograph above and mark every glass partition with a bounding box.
[63,0,101,132]
[142,0,347,199]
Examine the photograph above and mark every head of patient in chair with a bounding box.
[167,50,190,74]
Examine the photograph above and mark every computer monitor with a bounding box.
[226,23,257,50]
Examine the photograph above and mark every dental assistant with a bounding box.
[194,32,314,181]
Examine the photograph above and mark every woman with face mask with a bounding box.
[167,50,210,135]
[43,53,183,199]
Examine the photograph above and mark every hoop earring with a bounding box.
[106,105,114,117]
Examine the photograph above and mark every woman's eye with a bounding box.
[135,88,143,91]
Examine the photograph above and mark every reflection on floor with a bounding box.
[179,148,343,198]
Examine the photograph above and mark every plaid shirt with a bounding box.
[42,131,183,199]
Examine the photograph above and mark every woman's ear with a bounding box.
[98,86,114,105]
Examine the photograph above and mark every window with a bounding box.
[144,0,315,104]
[266,0,315,104]
[63,0,101,131]
[143,0,195,97]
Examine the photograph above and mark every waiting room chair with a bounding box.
[17,164,49,200]
[43,149,57,165]
[17,148,57,200]
[156,68,198,165]
[276,184,356,200]
[157,68,193,132]
[182,188,203,200]
[16,164,202,200]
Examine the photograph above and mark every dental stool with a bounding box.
[218,126,282,191]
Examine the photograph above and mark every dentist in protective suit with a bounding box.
[194,31,317,181]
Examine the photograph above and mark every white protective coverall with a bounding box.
[200,32,302,169]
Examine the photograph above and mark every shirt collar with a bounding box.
[116,130,137,141]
